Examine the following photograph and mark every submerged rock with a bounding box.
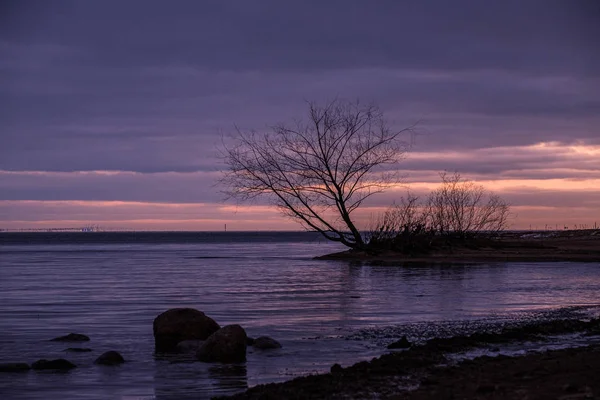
[252,336,282,350]
[50,333,90,342]
[0,363,30,373]
[31,359,76,371]
[197,324,247,363]
[153,308,220,352]
[64,348,92,353]
[387,335,412,349]
[94,351,125,366]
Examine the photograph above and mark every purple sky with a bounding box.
[1,0,599,230]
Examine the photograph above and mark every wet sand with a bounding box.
[316,229,600,263]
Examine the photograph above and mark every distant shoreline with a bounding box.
[316,229,600,263]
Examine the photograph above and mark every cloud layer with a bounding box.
[1,1,598,230]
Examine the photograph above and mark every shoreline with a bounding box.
[316,229,600,263]
[219,317,600,399]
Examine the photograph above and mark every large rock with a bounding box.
[153,308,220,352]
[50,333,90,342]
[31,359,76,371]
[196,324,247,363]
[95,351,125,366]
[0,363,30,373]
[253,336,282,350]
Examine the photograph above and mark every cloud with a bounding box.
[0,200,297,231]
[0,170,223,202]
[0,1,598,229]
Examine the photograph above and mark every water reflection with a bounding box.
[335,261,514,322]
[208,364,248,390]
[1,236,600,400]
[153,361,247,400]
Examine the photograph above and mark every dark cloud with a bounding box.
[0,0,598,227]
[0,171,222,202]
[3,1,598,74]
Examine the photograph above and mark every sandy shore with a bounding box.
[217,317,600,399]
[316,229,600,263]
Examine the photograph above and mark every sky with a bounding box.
[1,0,599,231]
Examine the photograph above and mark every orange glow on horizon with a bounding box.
[1,141,598,231]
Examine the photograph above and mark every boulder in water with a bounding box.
[197,324,247,363]
[153,308,220,352]
[95,351,125,366]
[50,333,90,342]
[252,336,282,350]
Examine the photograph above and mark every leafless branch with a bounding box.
[221,99,412,249]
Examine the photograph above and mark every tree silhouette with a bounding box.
[222,99,413,249]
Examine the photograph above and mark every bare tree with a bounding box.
[367,192,427,242]
[427,172,510,236]
[221,99,413,249]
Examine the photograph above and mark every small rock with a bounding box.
[387,336,411,349]
[94,351,125,366]
[330,363,343,375]
[31,359,76,371]
[0,363,30,373]
[64,348,92,353]
[197,324,247,363]
[176,340,204,353]
[246,337,255,346]
[253,336,282,350]
[490,347,500,352]
[50,333,90,342]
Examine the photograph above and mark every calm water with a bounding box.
[1,232,599,400]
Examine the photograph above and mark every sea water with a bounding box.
[1,231,599,399]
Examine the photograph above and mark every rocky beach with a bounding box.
[219,316,600,399]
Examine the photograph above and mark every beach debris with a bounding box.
[197,324,247,363]
[252,336,282,350]
[31,359,76,371]
[153,308,220,352]
[50,333,90,342]
[0,363,30,373]
[94,351,125,366]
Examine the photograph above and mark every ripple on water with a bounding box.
[1,234,600,399]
